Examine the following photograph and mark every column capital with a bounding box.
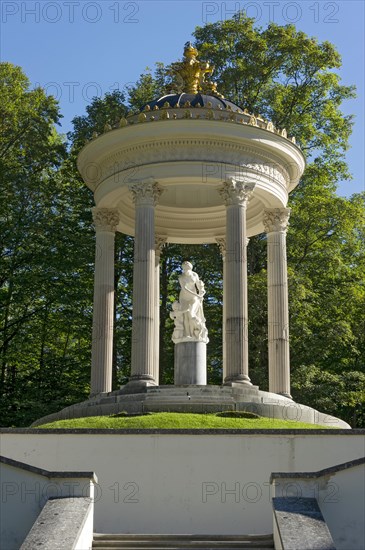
[92,207,120,232]
[263,208,291,233]
[155,235,167,255]
[216,236,249,254]
[216,237,226,256]
[129,178,163,206]
[219,178,255,207]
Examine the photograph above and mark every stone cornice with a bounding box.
[96,139,289,189]
[87,106,299,148]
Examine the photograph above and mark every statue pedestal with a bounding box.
[174,341,207,385]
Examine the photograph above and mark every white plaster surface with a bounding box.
[0,461,94,550]
[1,433,363,536]
[271,462,365,550]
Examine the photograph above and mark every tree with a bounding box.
[0,63,95,426]
[193,14,354,170]
[68,90,128,154]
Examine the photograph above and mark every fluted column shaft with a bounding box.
[91,208,120,395]
[130,181,162,384]
[154,237,167,385]
[216,238,226,383]
[220,180,255,385]
[264,208,291,398]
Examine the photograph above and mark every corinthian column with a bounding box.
[263,208,291,398]
[220,179,255,385]
[154,236,167,385]
[91,207,120,395]
[129,180,163,386]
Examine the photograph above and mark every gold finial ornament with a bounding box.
[169,42,224,97]
[160,110,170,120]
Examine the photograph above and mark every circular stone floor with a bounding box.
[32,385,350,429]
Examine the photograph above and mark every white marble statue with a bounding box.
[170,261,209,344]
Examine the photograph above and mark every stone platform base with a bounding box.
[31,385,350,428]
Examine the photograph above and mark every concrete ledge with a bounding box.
[272,497,336,550]
[270,456,365,483]
[1,456,97,549]
[2,428,362,435]
[0,455,98,482]
[20,497,93,550]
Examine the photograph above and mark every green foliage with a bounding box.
[193,13,355,166]
[127,63,169,113]
[0,63,94,426]
[216,411,261,419]
[68,90,128,153]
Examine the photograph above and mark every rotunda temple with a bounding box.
[33,43,349,427]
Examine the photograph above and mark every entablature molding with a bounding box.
[84,139,290,191]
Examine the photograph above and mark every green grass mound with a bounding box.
[216,411,261,419]
[37,412,331,430]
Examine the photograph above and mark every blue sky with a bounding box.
[1,0,364,197]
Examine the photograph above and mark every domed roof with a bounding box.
[142,93,244,113]
[82,44,299,154]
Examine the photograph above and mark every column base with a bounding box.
[123,377,157,394]
[224,375,252,386]
[277,391,293,400]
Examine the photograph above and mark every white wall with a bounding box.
[321,464,365,550]
[0,461,94,550]
[1,432,364,535]
[272,463,365,550]
[1,464,43,550]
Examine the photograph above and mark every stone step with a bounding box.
[93,539,273,549]
[92,534,274,549]
[93,547,274,550]
[146,391,233,397]
[142,396,235,402]
[147,385,232,393]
